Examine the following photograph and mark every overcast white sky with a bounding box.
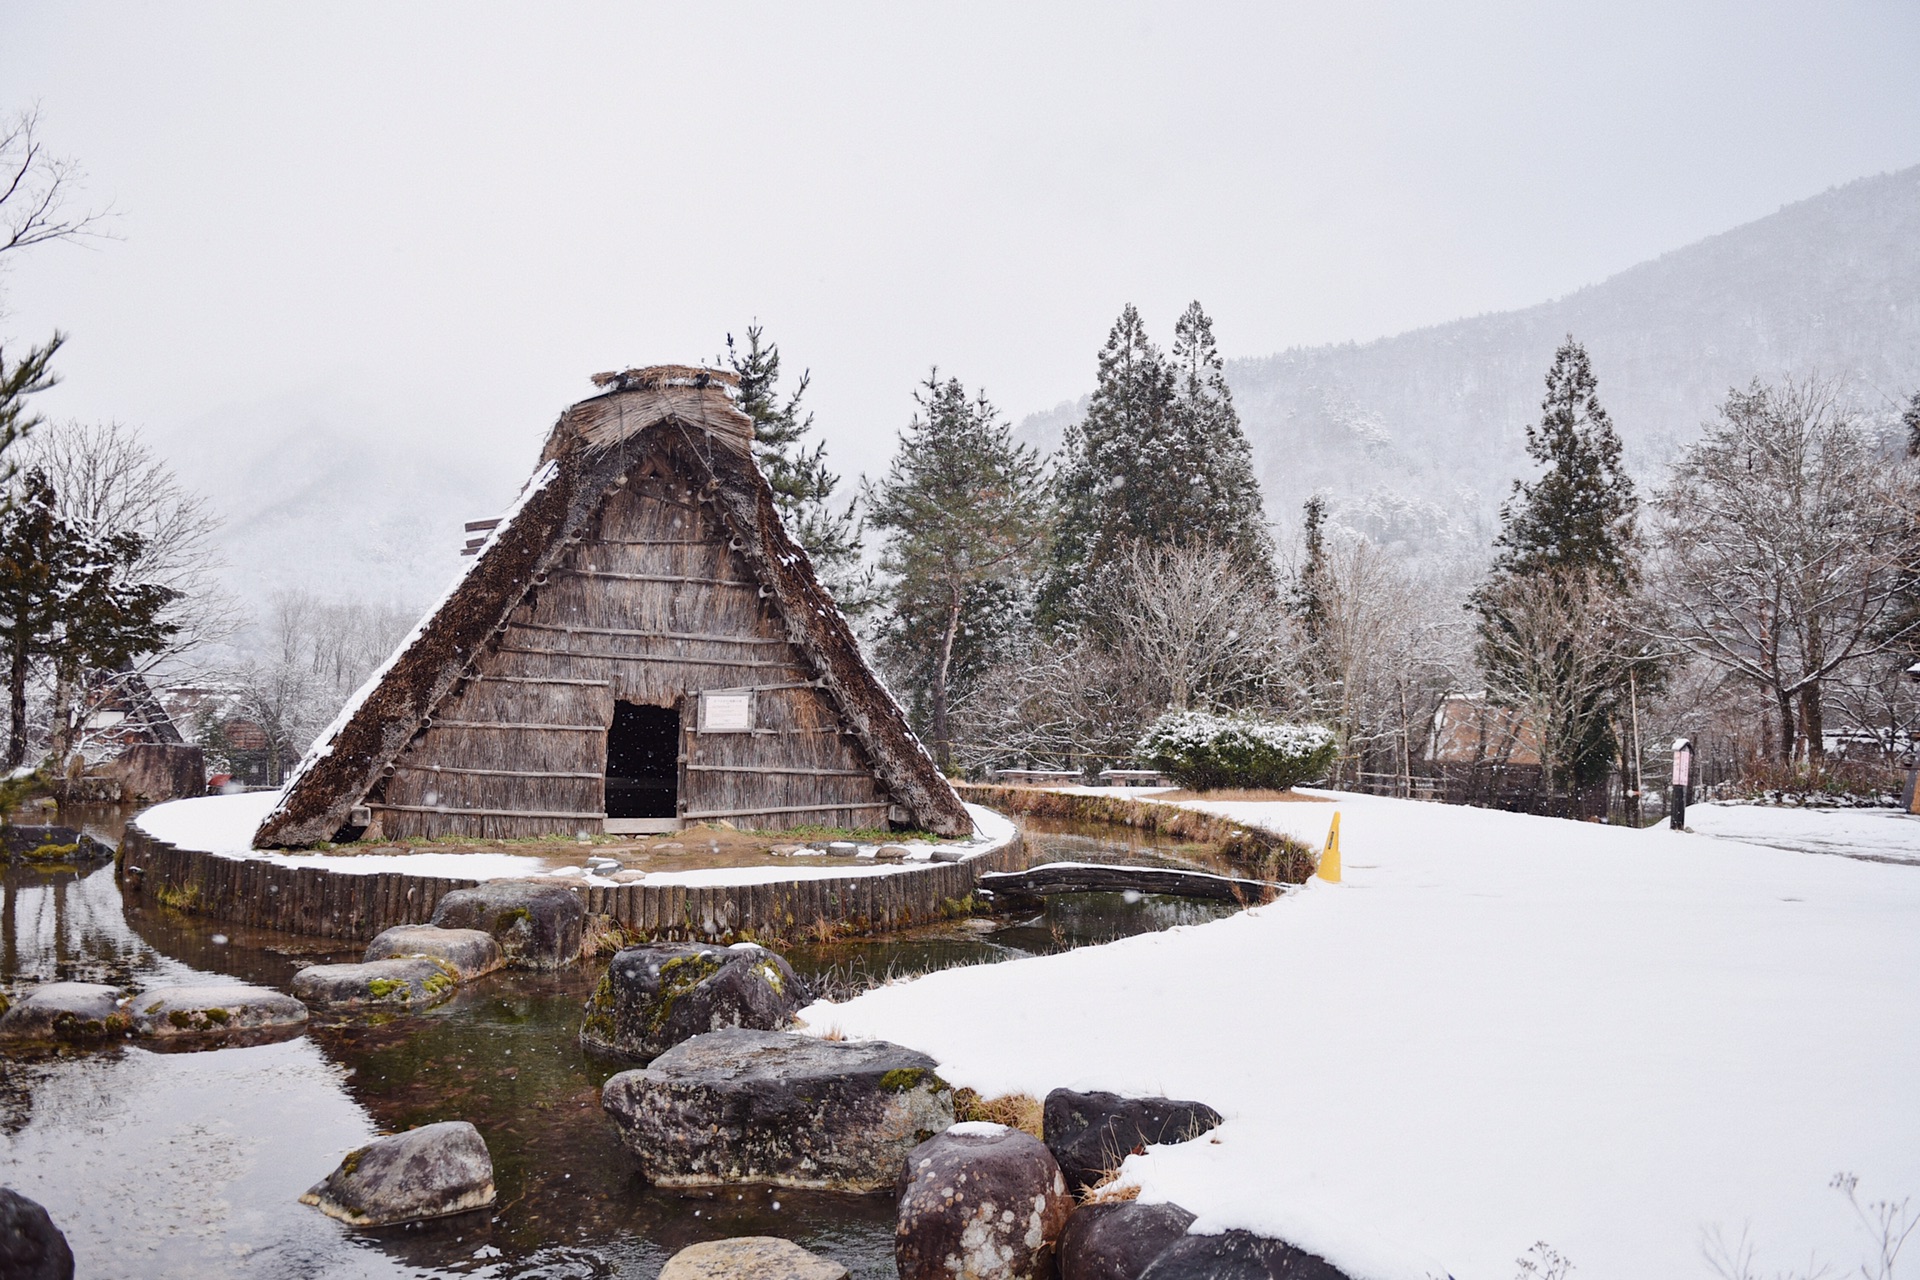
[2,1,1918,476]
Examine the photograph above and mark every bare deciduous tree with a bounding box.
[1298,534,1468,790]
[1081,539,1296,714]
[22,421,235,763]
[0,107,114,262]
[1476,566,1645,798]
[1650,378,1920,763]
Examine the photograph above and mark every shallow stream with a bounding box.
[0,810,1238,1279]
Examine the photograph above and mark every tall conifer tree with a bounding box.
[725,326,872,612]
[869,374,1047,768]
[1041,302,1271,626]
[1473,337,1643,795]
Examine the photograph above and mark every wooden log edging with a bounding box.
[116,823,1026,945]
[954,783,1320,884]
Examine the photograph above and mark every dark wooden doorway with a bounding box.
[605,701,679,825]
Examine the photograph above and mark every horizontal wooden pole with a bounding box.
[427,720,606,732]
[510,622,790,646]
[569,570,758,588]
[497,645,796,671]
[390,764,604,780]
[474,674,613,687]
[685,764,874,778]
[680,801,891,820]
[372,803,608,820]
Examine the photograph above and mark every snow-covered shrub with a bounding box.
[1136,711,1336,792]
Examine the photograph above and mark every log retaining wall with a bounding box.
[117,825,1026,944]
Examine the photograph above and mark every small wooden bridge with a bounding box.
[978,861,1286,905]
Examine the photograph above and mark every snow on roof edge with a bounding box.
[254,460,562,834]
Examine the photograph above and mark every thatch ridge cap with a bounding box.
[588,364,739,391]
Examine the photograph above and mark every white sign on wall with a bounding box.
[700,690,755,733]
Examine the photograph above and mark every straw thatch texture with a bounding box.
[255,368,967,848]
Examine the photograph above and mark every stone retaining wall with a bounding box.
[116,826,1026,944]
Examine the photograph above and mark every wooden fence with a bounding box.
[117,826,1025,945]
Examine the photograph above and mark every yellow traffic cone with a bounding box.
[1317,811,1341,883]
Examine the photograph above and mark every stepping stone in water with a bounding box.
[0,982,130,1042]
[293,958,460,1010]
[300,1120,497,1227]
[601,1028,954,1191]
[580,942,807,1063]
[130,985,309,1037]
[363,925,503,980]
[430,879,584,970]
[658,1237,849,1280]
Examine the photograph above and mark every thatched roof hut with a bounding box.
[254,366,970,848]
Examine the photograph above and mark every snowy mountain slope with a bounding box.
[1021,165,1920,564]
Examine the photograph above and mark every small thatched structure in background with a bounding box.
[255,366,970,848]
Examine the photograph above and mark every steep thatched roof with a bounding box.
[253,366,969,847]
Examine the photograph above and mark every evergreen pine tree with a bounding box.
[0,468,179,765]
[1488,337,1638,587]
[725,326,872,612]
[1167,301,1273,575]
[1291,493,1329,643]
[1904,389,1920,458]
[869,374,1048,769]
[0,332,63,485]
[1472,337,1644,795]
[1040,303,1272,626]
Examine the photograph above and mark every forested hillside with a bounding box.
[1024,165,1920,568]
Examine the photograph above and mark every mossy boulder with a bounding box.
[580,942,808,1063]
[0,982,130,1042]
[429,880,583,970]
[130,984,309,1038]
[363,925,503,980]
[292,958,460,1011]
[300,1120,496,1227]
[601,1028,954,1191]
[896,1124,1073,1280]
[1,825,112,868]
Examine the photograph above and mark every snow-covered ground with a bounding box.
[131,792,1016,885]
[1688,800,1920,865]
[802,790,1920,1280]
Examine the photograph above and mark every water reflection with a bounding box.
[0,810,1244,1279]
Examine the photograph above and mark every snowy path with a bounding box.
[802,790,1920,1280]
[1687,800,1920,865]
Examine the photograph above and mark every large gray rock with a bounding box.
[0,983,129,1041]
[292,959,459,1011]
[429,879,583,970]
[1061,1202,1197,1280]
[0,1187,74,1280]
[896,1123,1073,1280]
[658,1237,850,1280]
[1137,1230,1352,1280]
[601,1028,953,1191]
[363,925,503,979]
[0,825,112,867]
[299,1121,496,1227]
[130,985,309,1037]
[580,942,806,1062]
[1043,1089,1223,1191]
